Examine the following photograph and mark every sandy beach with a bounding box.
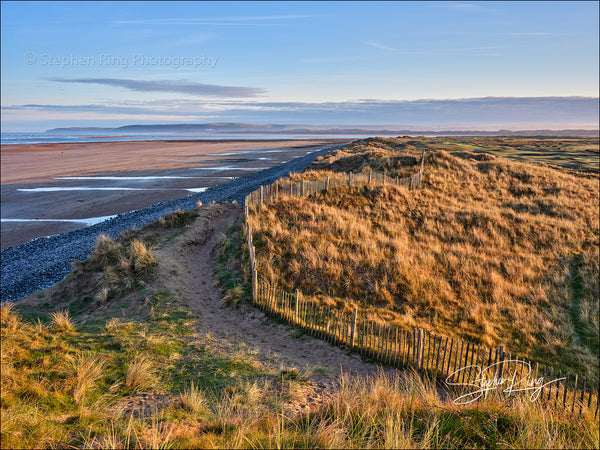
[1,138,349,248]
[0,139,347,184]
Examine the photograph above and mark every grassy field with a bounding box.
[248,137,599,380]
[423,136,598,171]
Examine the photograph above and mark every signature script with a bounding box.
[446,359,566,405]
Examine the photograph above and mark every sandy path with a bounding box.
[158,204,398,414]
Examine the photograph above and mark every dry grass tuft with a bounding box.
[91,233,122,268]
[49,308,75,332]
[1,302,22,333]
[68,352,105,405]
[104,317,122,334]
[179,382,206,414]
[94,286,111,304]
[80,233,159,297]
[125,356,158,393]
[128,239,157,273]
[158,208,198,228]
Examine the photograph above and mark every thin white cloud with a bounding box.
[500,32,576,37]
[298,56,369,64]
[364,41,399,52]
[364,41,506,55]
[160,34,215,47]
[115,15,312,25]
[447,3,500,13]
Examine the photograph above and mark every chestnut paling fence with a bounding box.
[243,156,598,419]
[244,155,424,209]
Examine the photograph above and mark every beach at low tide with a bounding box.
[1,138,350,248]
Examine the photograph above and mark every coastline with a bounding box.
[1,144,347,301]
[0,138,350,248]
[0,138,348,184]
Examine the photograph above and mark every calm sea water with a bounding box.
[0,132,397,145]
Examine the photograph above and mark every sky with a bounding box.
[1,1,598,132]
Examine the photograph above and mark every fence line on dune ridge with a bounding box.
[242,151,598,419]
[244,151,424,210]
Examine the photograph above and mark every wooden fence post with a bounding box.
[554,370,562,407]
[368,169,372,184]
[445,338,454,375]
[579,376,586,415]
[385,327,394,367]
[260,185,264,204]
[586,378,593,410]
[419,330,427,372]
[416,328,424,371]
[460,343,471,385]
[563,373,570,407]
[326,175,330,191]
[377,324,383,362]
[348,171,352,188]
[408,329,414,367]
[425,331,433,372]
[440,337,449,377]
[294,289,300,324]
[434,336,443,376]
[571,374,578,413]
[540,365,547,400]
[275,180,279,200]
[547,367,554,402]
[350,308,357,349]
[301,179,305,196]
[497,345,505,380]
[252,266,257,304]
[359,318,365,355]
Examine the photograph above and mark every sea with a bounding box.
[0,132,401,145]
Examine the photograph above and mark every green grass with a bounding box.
[434,136,599,171]
[214,213,252,306]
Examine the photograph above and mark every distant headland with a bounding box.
[46,123,599,137]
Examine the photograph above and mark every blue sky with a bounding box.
[1,1,598,131]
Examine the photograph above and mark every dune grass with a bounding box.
[2,154,598,448]
[49,308,76,332]
[0,286,277,449]
[247,138,599,380]
[3,300,597,449]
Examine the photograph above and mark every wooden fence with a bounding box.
[245,152,424,209]
[248,272,599,417]
[242,153,598,419]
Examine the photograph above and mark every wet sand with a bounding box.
[1,139,349,248]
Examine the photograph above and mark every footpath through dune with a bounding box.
[156,203,399,414]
